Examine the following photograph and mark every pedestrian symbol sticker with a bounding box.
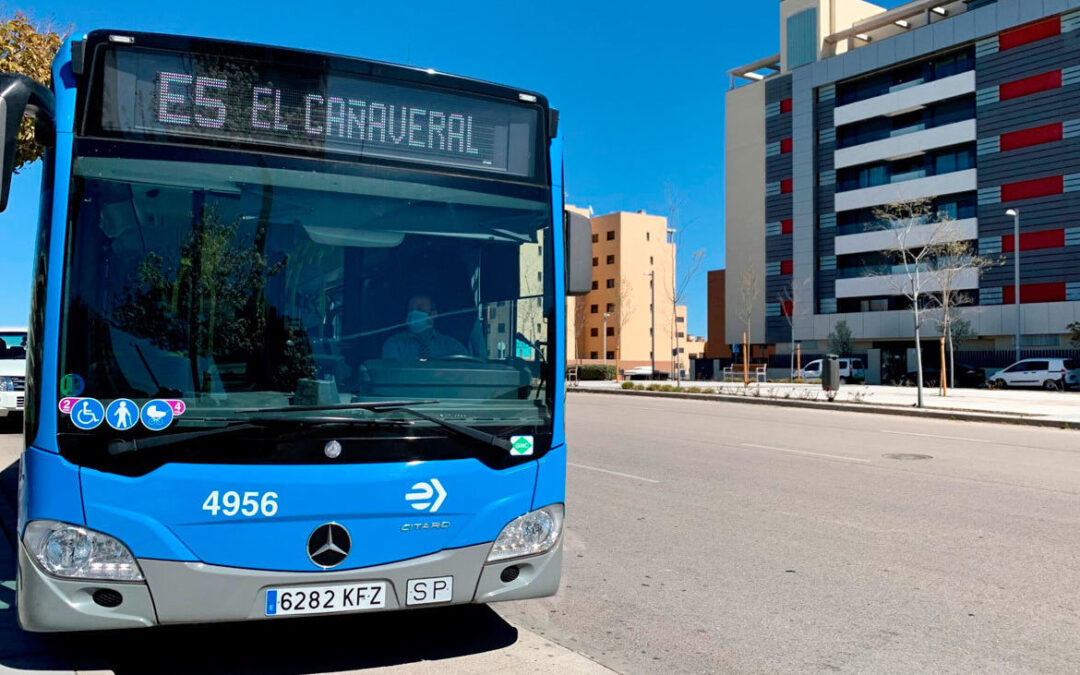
[60,374,85,397]
[71,398,104,430]
[106,399,138,431]
[140,399,174,432]
[510,435,534,456]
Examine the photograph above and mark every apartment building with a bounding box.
[726,0,1080,379]
[568,207,693,376]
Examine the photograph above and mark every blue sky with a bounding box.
[0,0,907,336]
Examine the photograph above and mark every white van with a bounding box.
[800,357,865,383]
[0,327,27,417]
[987,358,1080,391]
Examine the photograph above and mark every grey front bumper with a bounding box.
[17,539,562,632]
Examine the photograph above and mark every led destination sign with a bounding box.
[99,48,540,177]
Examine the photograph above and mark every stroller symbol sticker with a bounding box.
[140,399,174,432]
[106,399,138,431]
[71,399,104,430]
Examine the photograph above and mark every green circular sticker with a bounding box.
[60,373,85,397]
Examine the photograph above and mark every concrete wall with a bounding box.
[725,80,768,347]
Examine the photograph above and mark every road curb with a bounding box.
[568,387,1079,430]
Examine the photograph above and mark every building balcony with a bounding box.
[833,70,976,127]
[835,267,978,298]
[834,217,978,256]
[835,169,977,213]
[835,119,976,170]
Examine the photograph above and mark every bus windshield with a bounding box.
[58,150,554,457]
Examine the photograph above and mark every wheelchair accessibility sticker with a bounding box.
[140,399,174,431]
[70,398,104,430]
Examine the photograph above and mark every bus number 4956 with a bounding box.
[202,490,278,517]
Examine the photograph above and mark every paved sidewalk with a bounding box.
[572,381,1080,426]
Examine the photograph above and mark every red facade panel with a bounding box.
[1001,228,1065,253]
[780,178,793,194]
[1003,283,1067,304]
[999,122,1063,152]
[779,98,793,114]
[999,70,1062,101]
[999,17,1061,51]
[1000,175,1063,202]
[780,137,793,154]
[780,260,793,275]
[780,301,793,317]
[780,219,794,234]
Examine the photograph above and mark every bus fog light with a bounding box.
[487,504,563,562]
[23,521,144,581]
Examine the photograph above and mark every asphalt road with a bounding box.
[4,396,1080,673]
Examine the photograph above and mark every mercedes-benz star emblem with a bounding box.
[324,440,342,459]
[307,523,351,569]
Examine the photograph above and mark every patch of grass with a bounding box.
[686,386,702,394]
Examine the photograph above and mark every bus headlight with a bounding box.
[23,521,144,582]
[0,376,12,392]
[487,504,564,562]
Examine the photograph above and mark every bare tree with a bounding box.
[778,276,812,378]
[872,199,962,408]
[613,275,635,379]
[736,266,761,373]
[928,239,1001,392]
[664,183,706,384]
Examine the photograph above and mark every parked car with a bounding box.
[900,364,986,388]
[987,358,1080,391]
[623,366,670,381]
[0,327,27,418]
[800,357,865,383]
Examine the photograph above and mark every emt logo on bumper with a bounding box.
[406,479,447,513]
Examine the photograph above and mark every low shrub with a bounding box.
[620,382,636,390]
[686,386,702,393]
[577,364,617,381]
[646,383,662,391]
[634,384,646,391]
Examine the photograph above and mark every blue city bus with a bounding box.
[0,31,592,631]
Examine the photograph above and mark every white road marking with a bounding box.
[882,430,986,444]
[740,443,871,464]
[568,462,660,483]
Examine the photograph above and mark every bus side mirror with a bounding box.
[564,211,593,296]
[0,74,56,213]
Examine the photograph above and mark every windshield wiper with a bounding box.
[373,405,513,453]
[106,415,408,456]
[234,399,439,414]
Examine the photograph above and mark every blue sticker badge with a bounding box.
[71,398,104,430]
[106,399,139,431]
[140,399,174,432]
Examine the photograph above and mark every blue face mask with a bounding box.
[406,310,431,334]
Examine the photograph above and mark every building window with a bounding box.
[590,304,599,314]
[538,245,542,256]
[677,332,685,338]
[606,279,615,288]
[676,316,684,323]
[679,348,685,354]
[646,232,650,241]
[606,351,615,360]
[592,234,598,243]
[590,328,598,337]
[606,303,615,312]
[607,254,615,264]
[591,280,599,290]
[497,322,506,333]
[592,257,598,267]
[590,351,598,359]
[606,231,615,241]
[537,271,542,282]
[606,327,615,336]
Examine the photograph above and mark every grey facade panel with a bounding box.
[978,138,1080,186]
[982,248,1080,284]
[767,154,794,182]
[976,35,1070,87]
[976,86,1080,136]
[766,194,793,221]
[766,74,793,104]
[766,114,793,142]
[979,193,1080,235]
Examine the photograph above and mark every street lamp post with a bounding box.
[602,312,611,366]
[1006,208,1021,362]
[644,270,656,378]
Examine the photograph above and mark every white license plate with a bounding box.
[406,576,453,606]
[264,582,386,617]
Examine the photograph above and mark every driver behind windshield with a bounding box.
[382,293,468,360]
